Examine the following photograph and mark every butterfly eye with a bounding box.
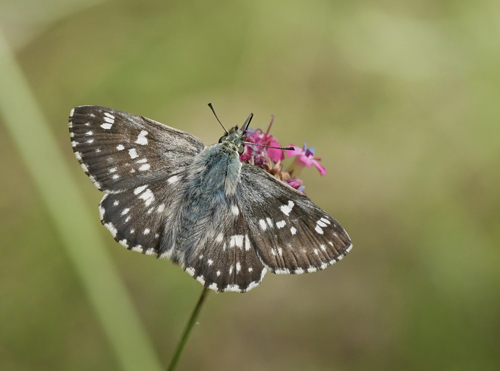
[238,144,244,155]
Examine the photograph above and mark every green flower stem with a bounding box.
[167,287,210,371]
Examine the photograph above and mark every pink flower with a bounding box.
[286,143,326,176]
[287,178,306,193]
[239,116,326,195]
[239,116,285,164]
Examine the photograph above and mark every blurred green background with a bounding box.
[1,0,500,370]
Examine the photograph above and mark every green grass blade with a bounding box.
[0,30,162,371]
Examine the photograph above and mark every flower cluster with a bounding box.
[239,116,326,193]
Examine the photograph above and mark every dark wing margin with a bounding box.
[69,106,204,191]
[237,164,352,274]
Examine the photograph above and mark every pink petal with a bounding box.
[311,159,327,175]
[267,139,285,161]
[285,145,303,158]
[300,154,314,167]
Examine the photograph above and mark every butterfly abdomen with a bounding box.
[172,144,242,260]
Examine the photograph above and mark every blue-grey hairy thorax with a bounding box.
[69,105,352,293]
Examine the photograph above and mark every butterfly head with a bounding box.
[218,125,247,155]
[217,112,253,155]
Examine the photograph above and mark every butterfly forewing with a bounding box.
[69,106,204,191]
[237,165,352,274]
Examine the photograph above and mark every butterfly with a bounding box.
[69,105,352,293]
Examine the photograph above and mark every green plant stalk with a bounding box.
[0,29,162,371]
[167,287,210,371]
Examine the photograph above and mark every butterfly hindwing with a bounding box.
[237,165,352,274]
[99,173,186,256]
[69,106,204,191]
[181,206,267,293]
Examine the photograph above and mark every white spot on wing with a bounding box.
[280,200,294,216]
[138,164,151,171]
[129,148,139,159]
[116,145,125,151]
[276,220,286,229]
[259,219,267,231]
[134,185,147,195]
[236,262,241,273]
[74,152,82,160]
[121,208,130,215]
[290,226,297,235]
[215,233,224,243]
[131,246,143,253]
[138,189,155,206]
[230,235,244,248]
[231,205,239,216]
[80,163,89,173]
[105,223,117,237]
[244,235,251,251]
[144,228,150,235]
[135,130,148,145]
[157,204,165,213]
[274,268,290,274]
[101,123,112,130]
[185,267,195,276]
[320,217,331,225]
[317,220,327,228]
[315,225,324,234]
[167,175,179,184]
[224,284,240,292]
[266,218,273,228]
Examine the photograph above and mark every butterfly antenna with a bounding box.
[242,113,254,131]
[244,142,295,151]
[208,103,228,134]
